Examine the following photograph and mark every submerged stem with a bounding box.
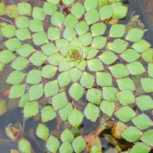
[0,17,13,25]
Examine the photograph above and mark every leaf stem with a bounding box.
[9,0,14,5]
[0,17,13,25]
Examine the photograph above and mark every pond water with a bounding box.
[0,0,153,152]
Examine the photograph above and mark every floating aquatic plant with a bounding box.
[0,0,153,152]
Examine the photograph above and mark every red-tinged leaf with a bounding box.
[83,134,101,151]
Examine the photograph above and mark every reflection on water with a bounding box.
[0,0,153,152]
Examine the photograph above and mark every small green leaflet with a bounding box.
[36,124,49,140]
[24,102,39,118]
[29,84,43,101]
[68,109,83,127]
[41,106,56,123]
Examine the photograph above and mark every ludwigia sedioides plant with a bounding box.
[0,0,153,152]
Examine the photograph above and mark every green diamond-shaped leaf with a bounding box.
[0,62,5,71]
[122,126,142,142]
[56,39,69,50]
[141,78,153,93]
[18,2,31,15]
[87,88,101,104]
[47,0,59,4]
[99,5,113,20]
[80,72,94,88]
[44,80,59,97]
[142,48,153,63]
[18,140,31,153]
[1,25,16,38]
[69,83,84,101]
[64,14,78,28]
[16,44,34,57]
[41,65,57,79]
[99,51,118,65]
[116,90,135,105]
[59,141,73,153]
[84,0,97,11]
[136,95,153,111]
[71,2,85,19]
[126,28,144,42]
[58,71,71,87]
[0,3,6,16]
[130,142,150,153]
[19,93,30,108]
[148,64,153,78]
[69,68,82,82]
[117,78,135,91]
[132,39,151,53]
[87,48,98,59]
[100,100,115,116]
[59,103,73,121]
[47,53,63,66]
[5,38,21,52]
[75,21,89,35]
[29,19,43,32]
[26,69,42,84]
[84,103,99,122]
[72,136,86,152]
[32,7,45,20]
[7,5,19,18]
[59,58,70,72]
[76,60,86,71]
[36,124,49,140]
[87,59,104,72]
[85,9,99,25]
[121,49,140,62]
[61,129,74,143]
[70,37,82,46]
[0,50,15,64]
[16,28,31,41]
[11,57,29,71]
[79,32,92,46]
[7,71,25,85]
[141,129,153,146]
[63,26,76,41]
[41,43,57,56]
[24,102,35,114]
[43,2,57,15]
[51,11,65,27]
[48,27,61,41]
[103,87,117,101]
[15,16,29,28]
[110,64,129,78]
[68,109,83,127]
[109,24,125,38]
[62,0,74,6]
[52,92,68,110]
[29,52,47,66]
[92,36,106,49]
[29,84,43,101]
[115,106,136,122]
[132,114,152,130]
[127,61,145,75]
[91,23,106,37]
[112,4,128,19]
[41,106,56,123]
[46,135,60,152]
[96,72,112,86]
[109,39,128,53]
[90,145,102,153]
[32,32,48,46]
[9,84,25,98]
